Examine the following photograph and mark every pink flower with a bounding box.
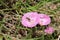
[21,12,38,28]
[44,27,54,34]
[38,14,51,25]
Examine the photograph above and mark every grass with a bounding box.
[0,0,60,40]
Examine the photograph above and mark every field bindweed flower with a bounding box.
[38,14,51,25]
[21,12,38,28]
[44,27,54,34]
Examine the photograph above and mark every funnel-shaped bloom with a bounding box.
[38,14,51,25]
[21,12,38,28]
[44,27,54,34]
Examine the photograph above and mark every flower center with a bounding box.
[40,16,45,19]
[26,17,31,22]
